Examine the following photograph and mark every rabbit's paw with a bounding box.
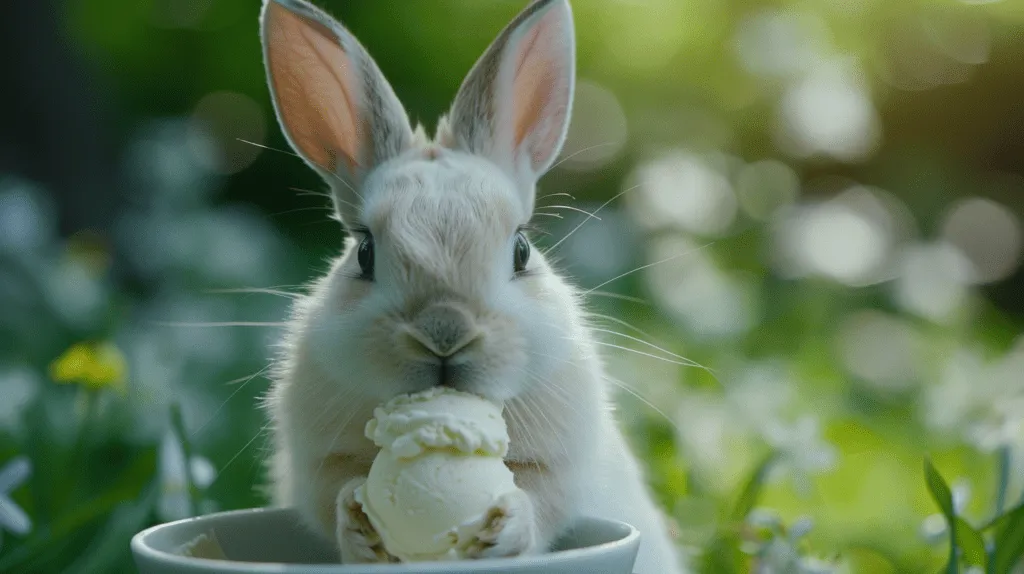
[335,478,398,564]
[464,489,540,559]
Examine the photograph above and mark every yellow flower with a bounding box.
[49,341,128,394]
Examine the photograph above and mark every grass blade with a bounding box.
[731,453,777,522]
[991,503,1024,574]
[954,517,986,569]
[924,458,958,574]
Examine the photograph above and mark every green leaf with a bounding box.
[700,532,748,574]
[953,517,986,569]
[925,458,956,519]
[62,479,159,574]
[991,503,1024,574]
[982,501,1024,532]
[730,453,777,522]
[924,458,958,574]
[0,445,158,573]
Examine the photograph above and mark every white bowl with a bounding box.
[131,507,640,574]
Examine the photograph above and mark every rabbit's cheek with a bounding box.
[333,276,372,310]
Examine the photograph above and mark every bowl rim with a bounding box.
[131,507,640,573]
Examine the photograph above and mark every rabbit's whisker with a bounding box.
[191,364,273,439]
[521,389,573,468]
[289,187,360,220]
[523,348,678,432]
[289,187,333,200]
[238,138,363,202]
[543,205,601,221]
[203,287,303,300]
[549,141,617,171]
[153,321,288,328]
[522,367,583,421]
[270,206,336,217]
[544,184,640,255]
[311,390,365,487]
[586,326,716,377]
[561,337,703,369]
[602,375,681,434]
[582,241,714,296]
[585,291,650,305]
[505,398,547,475]
[210,420,274,488]
[502,402,535,468]
[536,191,576,205]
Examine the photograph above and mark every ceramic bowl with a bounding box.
[131,507,640,574]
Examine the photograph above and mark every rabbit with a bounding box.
[258,0,687,572]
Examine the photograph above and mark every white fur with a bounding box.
[259,0,686,572]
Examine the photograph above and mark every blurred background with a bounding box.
[1,0,1023,572]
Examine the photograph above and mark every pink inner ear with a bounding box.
[511,7,568,171]
[266,2,362,173]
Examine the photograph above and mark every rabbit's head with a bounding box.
[261,0,578,403]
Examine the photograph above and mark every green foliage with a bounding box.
[922,459,1024,574]
[990,503,1024,574]
[925,458,960,573]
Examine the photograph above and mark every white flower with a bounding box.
[0,456,33,550]
[158,430,217,522]
[674,393,741,479]
[748,511,848,574]
[922,340,1024,454]
[0,177,57,258]
[799,557,850,574]
[724,361,795,433]
[0,367,41,434]
[763,416,837,494]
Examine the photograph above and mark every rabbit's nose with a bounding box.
[408,303,479,358]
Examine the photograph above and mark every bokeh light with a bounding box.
[893,242,974,323]
[189,91,267,175]
[837,310,922,392]
[775,58,881,162]
[629,152,738,236]
[733,8,828,79]
[736,159,800,221]
[558,80,628,172]
[645,234,755,338]
[772,186,903,286]
[940,197,1023,284]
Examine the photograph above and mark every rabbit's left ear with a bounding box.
[443,0,575,212]
[260,0,413,226]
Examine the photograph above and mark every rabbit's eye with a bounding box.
[513,231,530,274]
[357,233,375,280]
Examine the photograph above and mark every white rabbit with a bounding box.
[258,0,686,572]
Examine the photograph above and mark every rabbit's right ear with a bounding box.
[260,0,413,225]
[442,0,575,216]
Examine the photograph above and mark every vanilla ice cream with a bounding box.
[353,387,521,562]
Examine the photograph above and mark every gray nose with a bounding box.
[409,303,478,358]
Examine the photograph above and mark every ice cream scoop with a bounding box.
[354,387,521,561]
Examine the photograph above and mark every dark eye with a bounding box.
[357,233,375,280]
[513,231,530,275]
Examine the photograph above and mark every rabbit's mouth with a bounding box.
[399,355,494,398]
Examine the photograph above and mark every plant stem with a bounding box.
[169,402,200,517]
[68,389,99,462]
[995,445,1010,516]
